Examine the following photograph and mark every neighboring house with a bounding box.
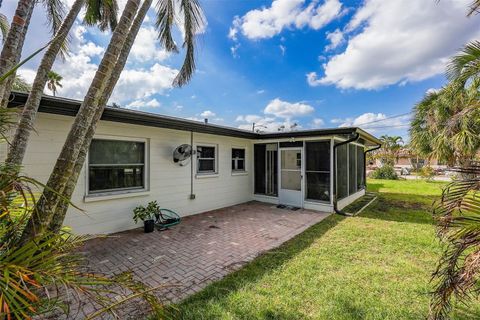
[374,148,448,170]
[5,92,381,235]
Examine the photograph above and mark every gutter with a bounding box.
[363,144,382,188]
[332,131,360,216]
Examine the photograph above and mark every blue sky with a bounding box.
[4,0,480,140]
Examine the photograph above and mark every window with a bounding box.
[232,148,245,171]
[254,143,278,196]
[306,141,330,202]
[356,146,365,190]
[335,142,366,200]
[88,139,146,194]
[197,145,217,174]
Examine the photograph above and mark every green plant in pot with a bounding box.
[133,201,160,233]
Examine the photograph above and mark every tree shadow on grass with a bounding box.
[161,214,346,320]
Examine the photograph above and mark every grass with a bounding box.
[161,179,480,320]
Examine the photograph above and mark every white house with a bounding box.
[5,92,381,235]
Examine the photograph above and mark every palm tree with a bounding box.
[5,0,118,167]
[410,80,480,167]
[379,135,404,165]
[0,0,65,107]
[46,70,63,96]
[20,0,205,243]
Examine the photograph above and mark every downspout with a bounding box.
[363,144,381,189]
[333,131,360,216]
[190,131,195,199]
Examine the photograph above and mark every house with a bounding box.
[5,92,381,235]
[373,148,448,171]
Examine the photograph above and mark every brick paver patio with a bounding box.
[78,201,330,318]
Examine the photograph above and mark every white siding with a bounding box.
[19,113,254,235]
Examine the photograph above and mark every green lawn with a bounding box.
[162,179,479,320]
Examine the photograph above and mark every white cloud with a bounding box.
[310,0,480,89]
[264,98,314,119]
[279,44,286,55]
[230,0,342,40]
[311,118,325,127]
[110,63,178,102]
[337,112,411,133]
[426,88,440,95]
[256,89,266,94]
[236,98,314,132]
[231,43,241,58]
[325,28,344,51]
[126,98,161,109]
[200,110,216,118]
[130,27,170,62]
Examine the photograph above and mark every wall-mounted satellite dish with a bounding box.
[173,144,193,166]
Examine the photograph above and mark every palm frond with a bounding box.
[173,0,204,87]
[468,0,480,16]
[430,164,480,319]
[12,75,32,92]
[155,0,178,52]
[42,0,66,35]
[446,41,480,83]
[84,0,119,32]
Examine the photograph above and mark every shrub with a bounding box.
[371,165,398,180]
[418,166,435,181]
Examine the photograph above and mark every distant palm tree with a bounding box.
[46,70,63,96]
[379,135,404,165]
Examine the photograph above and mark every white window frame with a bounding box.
[196,143,218,176]
[231,147,246,172]
[85,135,149,198]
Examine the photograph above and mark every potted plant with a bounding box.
[133,201,160,233]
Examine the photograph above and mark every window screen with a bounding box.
[356,145,365,190]
[254,144,266,194]
[306,141,330,202]
[336,143,348,199]
[197,146,216,173]
[254,144,278,196]
[232,148,245,171]
[88,139,145,193]
[348,144,356,195]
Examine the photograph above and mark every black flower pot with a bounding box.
[144,219,155,233]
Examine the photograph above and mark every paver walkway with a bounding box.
[78,201,329,318]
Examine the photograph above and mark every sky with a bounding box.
[3,0,480,140]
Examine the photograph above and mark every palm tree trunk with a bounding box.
[48,0,153,233]
[19,0,141,244]
[6,0,85,167]
[0,0,35,102]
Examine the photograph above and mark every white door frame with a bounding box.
[278,147,304,207]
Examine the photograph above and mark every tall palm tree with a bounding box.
[447,41,480,84]
[5,0,118,167]
[46,70,63,96]
[0,0,65,107]
[410,80,480,167]
[20,0,205,243]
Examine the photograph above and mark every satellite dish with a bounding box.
[173,144,193,166]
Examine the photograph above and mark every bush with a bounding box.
[418,166,435,181]
[371,165,398,180]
